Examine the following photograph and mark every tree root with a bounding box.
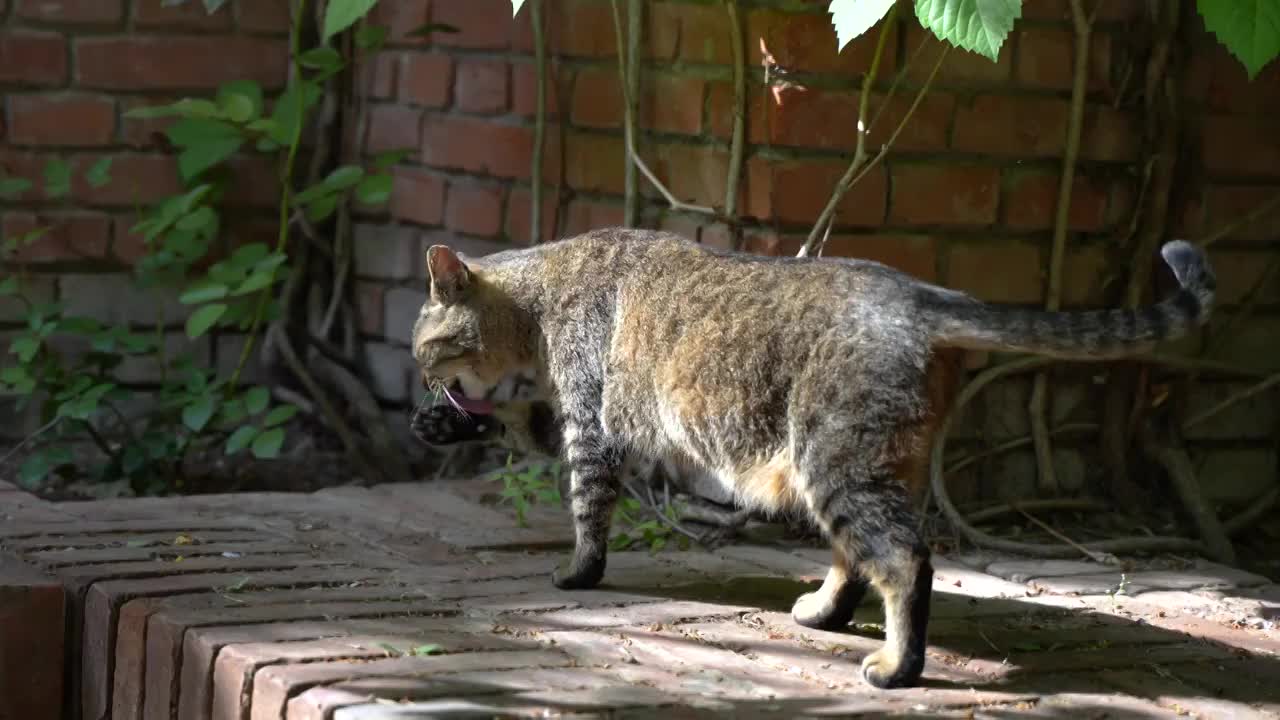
[1140,421,1236,563]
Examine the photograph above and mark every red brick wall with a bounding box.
[3,1,1280,500]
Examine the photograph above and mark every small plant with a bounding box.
[609,495,690,554]
[494,454,563,526]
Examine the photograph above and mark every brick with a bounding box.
[368,0,430,45]
[223,154,280,208]
[512,61,561,118]
[570,67,623,128]
[71,153,181,206]
[364,104,421,155]
[371,483,573,549]
[7,93,115,147]
[747,86,952,153]
[58,273,189,325]
[903,23,1012,85]
[1062,244,1108,306]
[455,58,508,114]
[642,75,705,135]
[767,159,887,226]
[400,53,452,108]
[555,0,617,57]
[889,164,999,226]
[1,211,110,262]
[15,0,122,24]
[0,554,64,720]
[364,342,416,401]
[360,52,398,100]
[0,31,69,86]
[1022,0,1142,22]
[1080,104,1140,164]
[563,132,624,194]
[562,199,625,236]
[390,166,445,227]
[505,187,558,245]
[353,224,420,280]
[354,280,386,336]
[946,241,1044,303]
[236,0,292,34]
[1003,169,1108,232]
[642,144,731,209]
[1203,114,1280,178]
[747,8,896,75]
[814,234,939,282]
[445,182,504,237]
[422,116,533,179]
[953,94,1069,157]
[432,0,512,50]
[119,96,180,149]
[383,287,426,344]
[1197,42,1280,114]
[75,36,287,90]
[0,276,54,324]
[1015,27,1112,92]
[133,0,232,29]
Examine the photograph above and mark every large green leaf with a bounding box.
[251,427,285,459]
[323,0,379,43]
[44,159,72,198]
[1197,0,1280,79]
[185,303,227,338]
[167,118,245,181]
[829,0,897,51]
[182,395,217,432]
[914,0,1021,61]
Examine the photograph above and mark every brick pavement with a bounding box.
[2,477,1278,719]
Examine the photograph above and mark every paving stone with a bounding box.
[1102,668,1278,719]
[530,599,754,630]
[715,544,831,579]
[214,631,535,720]
[94,567,388,720]
[1020,572,1149,596]
[250,649,572,720]
[1124,565,1271,592]
[0,517,259,540]
[142,599,465,720]
[5,528,269,553]
[379,483,575,550]
[1160,657,1280,715]
[30,540,313,568]
[986,559,1111,583]
[331,685,681,719]
[285,679,507,720]
[461,588,661,614]
[652,548,790,580]
[0,552,65,720]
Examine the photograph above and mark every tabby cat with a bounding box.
[408,228,1214,689]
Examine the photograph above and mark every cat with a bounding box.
[407,228,1214,689]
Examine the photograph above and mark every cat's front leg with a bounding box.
[552,422,622,590]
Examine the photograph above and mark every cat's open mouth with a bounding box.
[436,379,495,415]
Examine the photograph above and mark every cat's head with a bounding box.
[410,245,530,409]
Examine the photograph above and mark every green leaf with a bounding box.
[179,281,229,305]
[225,425,258,455]
[185,303,227,338]
[262,405,298,428]
[0,276,18,296]
[406,22,459,37]
[182,395,217,432]
[0,176,33,200]
[251,427,285,459]
[511,0,528,16]
[218,80,264,119]
[244,386,270,414]
[914,0,1021,61]
[10,337,40,363]
[86,157,113,188]
[374,148,414,169]
[356,174,393,205]
[830,0,898,50]
[269,81,323,145]
[221,93,255,123]
[305,194,339,222]
[299,47,345,71]
[323,165,365,190]
[167,118,245,181]
[1197,0,1280,80]
[232,269,277,296]
[322,0,380,43]
[44,159,72,198]
[355,23,389,50]
[409,644,443,656]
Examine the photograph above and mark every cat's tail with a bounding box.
[922,240,1215,359]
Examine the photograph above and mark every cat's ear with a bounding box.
[426,245,471,304]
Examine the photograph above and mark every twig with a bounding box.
[1183,371,1280,431]
[1198,187,1280,248]
[1140,421,1235,564]
[722,0,746,223]
[609,0,640,226]
[946,423,1098,474]
[798,39,949,258]
[1028,0,1092,497]
[623,479,703,545]
[965,497,1106,525]
[0,417,62,468]
[530,0,547,244]
[1013,503,1115,564]
[798,5,897,256]
[930,356,1206,558]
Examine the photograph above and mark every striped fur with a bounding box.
[408,229,1214,689]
